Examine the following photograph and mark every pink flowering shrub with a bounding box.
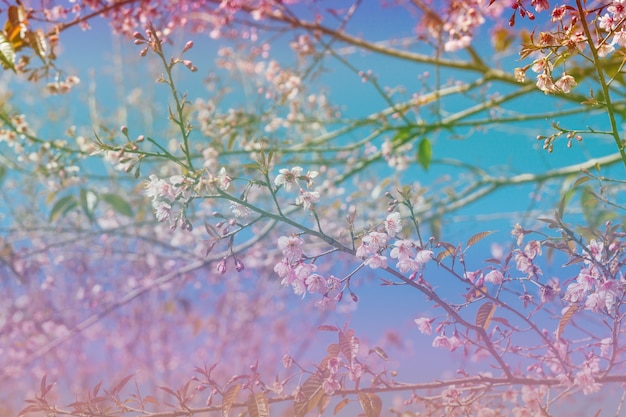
[1,1,626,417]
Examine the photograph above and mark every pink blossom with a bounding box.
[531,0,550,12]
[274,166,303,191]
[444,34,472,52]
[145,174,178,202]
[577,267,599,291]
[597,43,615,57]
[291,277,307,297]
[390,239,415,260]
[302,170,319,188]
[536,73,556,94]
[585,239,604,264]
[540,278,560,303]
[355,242,369,258]
[551,4,568,21]
[609,0,626,20]
[295,190,320,210]
[152,200,172,222]
[396,257,421,273]
[600,338,612,358]
[277,235,304,261]
[574,358,602,394]
[531,58,552,74]
[465,270,481,284]
[322,376,341,395]
[315,296,336,311]
[511,223,526,246]
[414,317,434,335]
[515,253,541,276]
[432,334,463,352]
[326,275,341,292]
[282,353,293,368]
[415,250,433,264]
[524,240,542,259]
[555,73,577,93]
[230,202,250,218]
[512,407,533,417]
[364,254,388,269]
[216,167,231,190]
[563,282,586,303]
[611,30,626,47]
[384,212,403,235]
[327,356,341,374]
[305,274,326,294]
[598,13,616,31]
[359,231,389,256]
[484,270,504,285]
[294,261,317,280]
[273,258,293,279]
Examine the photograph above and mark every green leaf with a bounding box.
[391,126,414,145]
[49,195,78,222]
[0,32,16,72]
[101,193,133,217]
[27,29,47,61]
[417,138,432,171]
[80,188,98,224]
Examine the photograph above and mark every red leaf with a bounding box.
[222,384,241,417]
[557,304,578,340]
[358,393,382,417]
[475,302,496,330]
[294,374,325,417]
[333,398,350,415]
[466,231,494,249]
[108,374,134,397]
[247,393,269,417]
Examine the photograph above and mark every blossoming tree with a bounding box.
[1,0,626,416]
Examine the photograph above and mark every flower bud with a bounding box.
[216,258,227,274]
[234,258,244,272]
[182,40,194,53]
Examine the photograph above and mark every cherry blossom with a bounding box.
[274,166,303,191]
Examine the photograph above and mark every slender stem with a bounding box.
[576,0,626,169]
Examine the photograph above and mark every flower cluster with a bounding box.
[144,174,193,229]
[45,75,80,95]
[597,0,626,52]
[356,212,433,274]
[273,235,342,309]
[563,239,624,313]
[274,166,320,211]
